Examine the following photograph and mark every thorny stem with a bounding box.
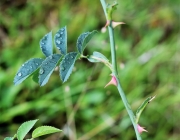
[100,0,142,139]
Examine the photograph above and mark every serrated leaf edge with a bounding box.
[39,54,62,86]
[32,125,62,138]
[60,52,78,83]
[17,119,38,140]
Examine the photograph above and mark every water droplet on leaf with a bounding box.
[61,67,65,71]
[39,68,44,74]
[56,40,61,44]
[18,72,22,77]
[49,56,53,59]
[56,33,60,37]
[60,32,63,34]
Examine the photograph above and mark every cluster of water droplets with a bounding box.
[77,32,89,53]
[17,60,41,77]
[40,35,47,51]
[55,28,65,47]
[39,68,44,75]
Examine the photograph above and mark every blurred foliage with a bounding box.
[0,0,180,140]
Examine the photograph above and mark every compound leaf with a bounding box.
[40,31,53,57]
[14,58,44,85]
[54,26,67,55]
[32,126,62,138]
[76,30,97,54]
[38,54,62,86]
[60,52,78,82]
[17,120,38,140]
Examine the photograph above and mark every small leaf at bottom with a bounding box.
[32,126,62,138]
[17,119,38,140]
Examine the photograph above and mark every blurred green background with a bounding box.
[0,0,179,140]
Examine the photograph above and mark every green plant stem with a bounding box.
[100,0,142,139]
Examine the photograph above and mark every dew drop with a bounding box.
[61,28,64,31]
[18,72,22,77]
[22,64,25,66]
[45,62,48,65]
[57,46,61,50]
[36,63,39,65]
[49,56,53,59]
[61,67,65,71]
[56,33,60,37]
[41,42,45,45]
[56,40,61,44]
[30,66,33,69]
[43,38,46,41]
[39,68,44,74]
[60,37,63,39]
[60,32,63,34]
[71,56,74,59]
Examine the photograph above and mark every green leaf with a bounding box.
[87,57,100,63]
[14,58,44,85]
[93,51,109,61]
[17,119,38,140]
[106,1,118,20]
[40,31,53,57]
[76,30,98,54]
[38,54,62,86]
[32,68,40,83]
[60,52,78,82]
[135,96,155,123]
[4,137,13,140]
[32,126,62,138]
[54,26,67,55]
[87,51,109,63]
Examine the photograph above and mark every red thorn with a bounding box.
[137,124,148,134]
[105,74,117,88]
